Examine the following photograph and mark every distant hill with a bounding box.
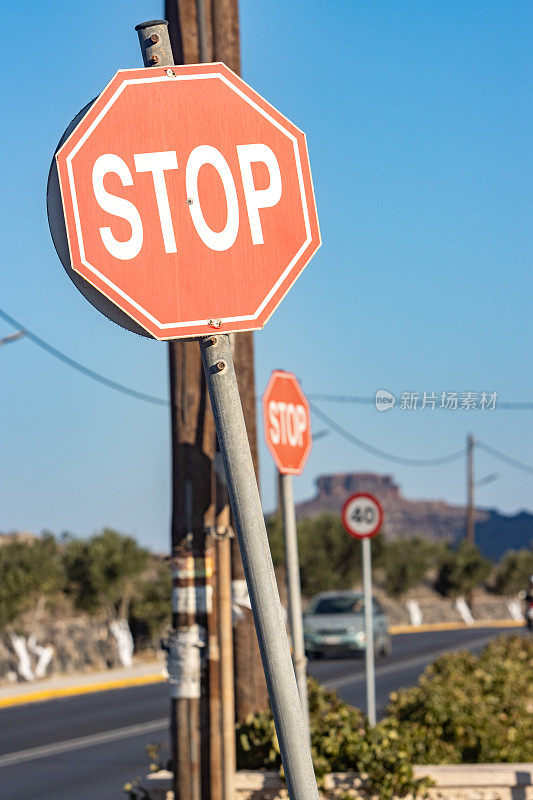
[0,531,36,546]
[475,510,533,560]
[294,473,532,561]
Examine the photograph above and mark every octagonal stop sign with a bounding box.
[263,370,312,475]
[49,63,320,340]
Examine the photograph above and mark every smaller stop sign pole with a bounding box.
[342,493,383,727]
[263,371,312,740]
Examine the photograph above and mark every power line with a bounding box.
[1,305,532,476]
[476,441,533,476]
[498,402,533,410]
[307,392,533,410]
[0,306,168,407]
[309,402,466,467]
[310,402,533,474]
[2,304,531,415]
[307,393,374,405]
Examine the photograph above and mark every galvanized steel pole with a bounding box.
[136,19,174,68]
[362,537,376,726]
[278,471,310,739]
[200,334,319,800]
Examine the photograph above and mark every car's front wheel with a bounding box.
[376,634,392,658]
[306,649,323,660]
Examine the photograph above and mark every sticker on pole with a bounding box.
[262,370,312,475]
[341,493,383,540]
[47,63,321,340]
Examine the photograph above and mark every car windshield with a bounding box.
[310,596,364,615]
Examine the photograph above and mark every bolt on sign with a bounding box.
[48,63,320,340]
[263,370,312,475]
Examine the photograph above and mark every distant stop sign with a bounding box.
[263,371,311,475]
[49,63,320,340]
[342,493,383,540]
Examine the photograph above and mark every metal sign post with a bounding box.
[201,334,318,800]
[262,370,313,738]
[341,492,384,727]
[279,471,310,739]
[361,536,376,726]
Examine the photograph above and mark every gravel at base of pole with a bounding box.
[200,334,319,800]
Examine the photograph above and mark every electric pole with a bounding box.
[165,0,269,725]
[465,432,475,611]
[135,19,220,800]
[466,433,475,544]
[0,330,25,347]
[158,3,267,797]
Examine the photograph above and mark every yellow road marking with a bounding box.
[390,619,524,635]
[0,673,165,709]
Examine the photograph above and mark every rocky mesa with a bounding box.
[295,473,532,560]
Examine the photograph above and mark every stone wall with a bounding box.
[145,766,533,800]
[375,589,521,627]
[0,616,123,683]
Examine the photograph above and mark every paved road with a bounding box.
[0,683,168,800]
[308,625,524,719]
[0,626,523,800]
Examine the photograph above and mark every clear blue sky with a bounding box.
[1,1,531,552]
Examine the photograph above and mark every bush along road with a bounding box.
[234,635,533,800]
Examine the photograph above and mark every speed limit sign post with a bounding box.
[342,493,384,726]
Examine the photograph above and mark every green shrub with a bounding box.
[267,513,387,597]
[435,541,491,598]
[237,710,280,770]
[268,512,363,596]
[377,537,447,598]
[267,515,453,600]
[0,533,65,630]
[495,547,533,595]
[129,560,171,646]
[386,634,533,764]
[63,528,149,618]
[237,677,430,798]
[236,635,532,799]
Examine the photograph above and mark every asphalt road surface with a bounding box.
[0,626,523,800]
[308,625,525,718]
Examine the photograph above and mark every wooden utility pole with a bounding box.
[466,433,475,544]
[168,342,216,800]
[165,0,269,728]
[465,433,475,611]
[214,438,236,800]
[134,19,220,800]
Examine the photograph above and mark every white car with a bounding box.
[304,590,391,659]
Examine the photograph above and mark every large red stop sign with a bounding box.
[51,63,320,340]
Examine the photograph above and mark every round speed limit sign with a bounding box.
[342,493,383,540]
